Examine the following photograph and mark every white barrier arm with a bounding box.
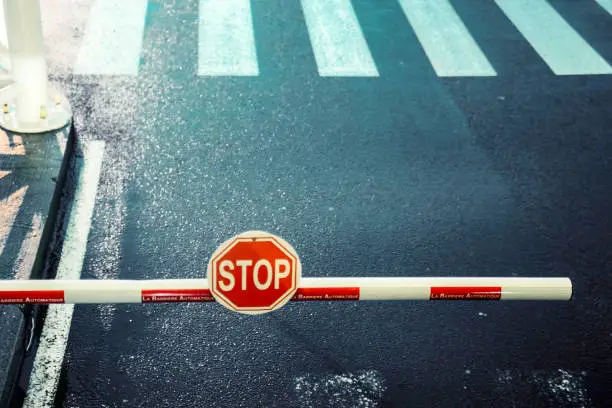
[0,277,572,304]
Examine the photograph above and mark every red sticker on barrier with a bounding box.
[0,290,65,304]
[430,286,501,300]
[292,287,360,301]
[141,289,214,303]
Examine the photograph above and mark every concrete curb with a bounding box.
[1,123,75,408]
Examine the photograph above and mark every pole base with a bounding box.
[0,84,72,134]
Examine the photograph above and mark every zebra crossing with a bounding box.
[2,0,612,77]
[596,0,612,15]
[74,0,149,75]
[495,0,612,75]
[198,0,259,76]
[301,0,379,77]
[397,0,496,77]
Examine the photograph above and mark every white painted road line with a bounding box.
[595,0,612,16]
[74,0,148,75]
[56,141,105,280]
[301,0,378,77]
[398,0,496,77]
[496,0,612,75]
[198,0,259,76]
[23,141,105,408]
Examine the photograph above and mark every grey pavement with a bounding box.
[0,126,72,407]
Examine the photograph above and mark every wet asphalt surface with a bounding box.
[25,0,612,406]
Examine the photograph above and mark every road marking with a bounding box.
[0,185,27,257]
[496,0,612,75]
[198,0,259,76]
[295,370,386,408]
[91,158,127,330]
[301,0,378,77]
[397,0,496,77]
[23,141,105,408]
[595,0,612,15]
[74,0,148,75]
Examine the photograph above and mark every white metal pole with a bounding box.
[0,277,572,304]
[0,0,71,133]
[4,0,47,125]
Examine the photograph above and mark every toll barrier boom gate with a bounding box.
[0,231,573,314]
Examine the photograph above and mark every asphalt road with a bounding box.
[24,0,612,406]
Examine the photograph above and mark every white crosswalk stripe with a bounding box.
[25,0,612,78]
[74,0,148,76]
[198,0,259,76]
[302,0,378,77]
[595,0,612,16]
[496,0,612,75]
[398,0,496,77]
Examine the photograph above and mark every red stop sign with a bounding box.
[207,231,301,314]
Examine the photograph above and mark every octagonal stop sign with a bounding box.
[207,231,301,314]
